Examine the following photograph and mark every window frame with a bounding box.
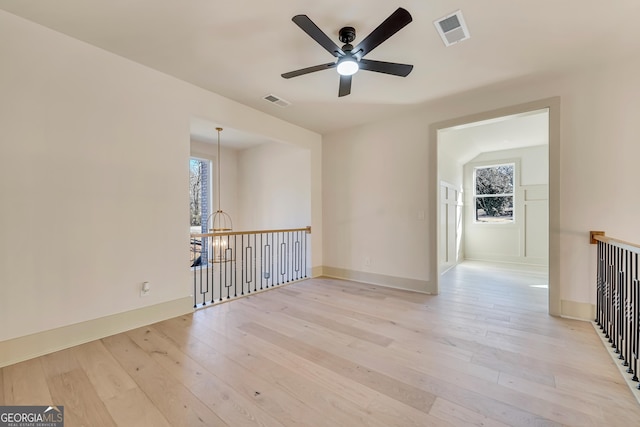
[472,162,516,224]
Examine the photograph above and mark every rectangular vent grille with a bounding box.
[434,10,470,47]
[439,15,460,33]
[263,94,291,108]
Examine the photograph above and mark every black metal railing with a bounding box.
[593,232,640,386]
[190,226,311,308]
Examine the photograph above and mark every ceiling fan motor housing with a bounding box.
[339,26,356,44]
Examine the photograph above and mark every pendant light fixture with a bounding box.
[207,127,233,263]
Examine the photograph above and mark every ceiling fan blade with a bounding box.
[352,8,412,59]
[292,15,345,57]
[338,74,352,97]
[282,62,337,79]
[358,59,413,77]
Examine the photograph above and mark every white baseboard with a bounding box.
[321,266,432,294]
[311,265,324,278]
[560,299,595,321]
[464,255,548,267]
[0,297,193,368]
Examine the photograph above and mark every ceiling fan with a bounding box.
[281,7,413,97]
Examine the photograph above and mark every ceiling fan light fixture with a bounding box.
[336,57,359,76]
[283,8,413,96]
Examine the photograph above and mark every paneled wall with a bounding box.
[439,181,463,273]
[463,146,549,266]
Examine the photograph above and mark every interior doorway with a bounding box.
[432,98,560,315]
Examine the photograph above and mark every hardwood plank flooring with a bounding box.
[2,261,640,426]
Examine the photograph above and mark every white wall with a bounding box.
[463,146,548,265]
[0,10,321,345]
[323,55,640,317]
[438,150,464,190]
[237,142,311,230]
[322,115,431,291]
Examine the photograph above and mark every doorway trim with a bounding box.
[430,97,561,316]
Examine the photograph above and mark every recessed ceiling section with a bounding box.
[439,109,549,165]
[190,118,272,150]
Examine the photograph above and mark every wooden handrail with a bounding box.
[590,230,640,254]
[191,226,311,238]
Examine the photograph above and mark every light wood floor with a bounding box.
[2,261,640,426]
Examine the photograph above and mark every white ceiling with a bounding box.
[439,109,548,165]
[190,117,273,150]
[1,1,639,136]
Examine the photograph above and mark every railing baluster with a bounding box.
[241,234,245,296]
[253,233,257,292]
[260,233,265,290]
[624,248,632,369]
[280,233,287,284]
[264,234,271,288]
[193,239,197,308]
[592,233,640,388]
[632,259,638,376]
[596,240,603,326]
[272,232,276,287]
[190,227,310,308]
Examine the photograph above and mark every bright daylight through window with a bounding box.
[190,158,210,267]
[474,163,514,223]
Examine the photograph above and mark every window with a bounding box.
[190,157,211,266]
[474,163,514,223]
[189,158,211,230]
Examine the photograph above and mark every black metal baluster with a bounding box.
[209,240,215,304]
[264,233,271,289]
[611,246,620,354]
[596,240,603,326]
[204,238,209,306]
[275,232,279,286]
[304,229,308,278]
[260,233,265,290]
[193,239,197,308]
[275,232,280,285]
[253,233,257,292]
[294,231,300,280]
[290,232,294,281]
[618,247,625,360]
[272,232,276,287]
[232,235,237,297]
[241,234,245,296]
[624,249,632,369]
[610,246,620,354]
[287,231,291,282]
[282,231,286,284]
[631,249,636,375]
[605,243,609,334]
[219,236,223,302]
[631,254,640,388]
[286,231,291,283]
[606,243,612,341]
[245,241,253,295]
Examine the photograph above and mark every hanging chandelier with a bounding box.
[207,127,233,263]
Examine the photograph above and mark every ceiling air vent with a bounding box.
[263,94,291,108]
[434,10,470,47]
